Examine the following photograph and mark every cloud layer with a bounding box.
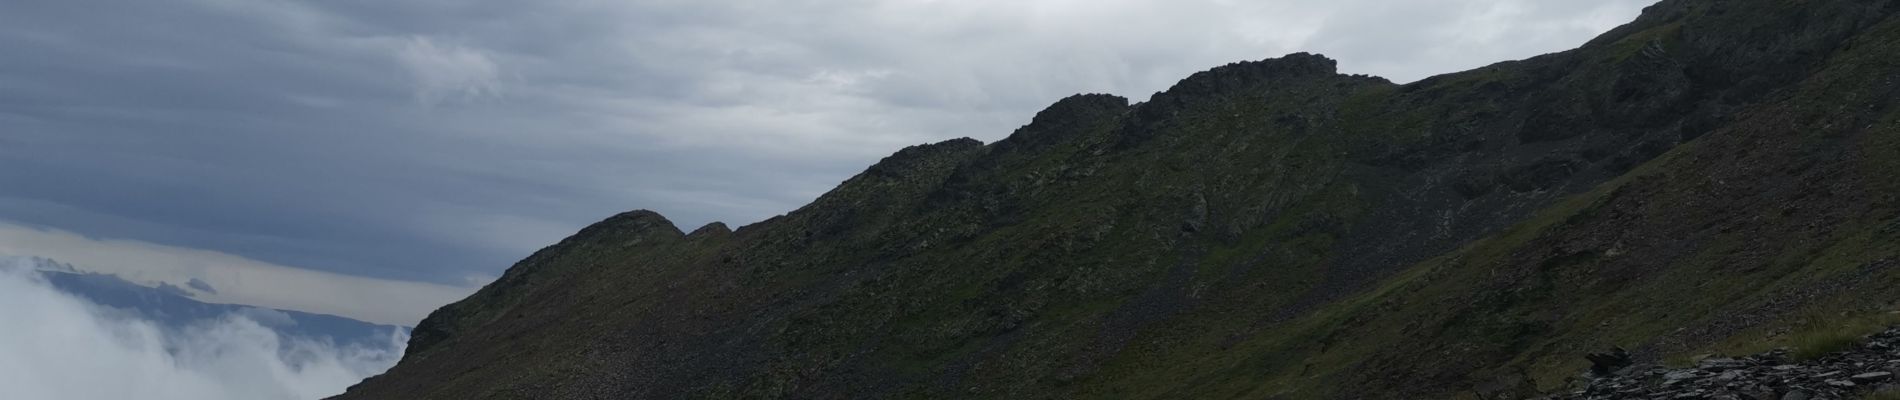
[0,0,1657,287]
[0,221,473,326]
[0,268,402,400]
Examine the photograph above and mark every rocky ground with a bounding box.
[1545,328,1900,400]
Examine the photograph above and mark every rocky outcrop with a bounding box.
[1549,328,1900,400]
[687,222,732,238]
[991,93,1130,154]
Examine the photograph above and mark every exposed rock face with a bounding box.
[1548,328,1900,400]
[687,222,731,238]
[336,0,1900,399]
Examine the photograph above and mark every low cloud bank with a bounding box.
[0,221,478,326]
[0,268,402,400]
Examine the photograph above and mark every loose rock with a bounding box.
[1852,371,1893,383]
[1541,327,1900,400]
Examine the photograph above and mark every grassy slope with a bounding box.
[1080,13,1900,399]
[336,1,1900,399]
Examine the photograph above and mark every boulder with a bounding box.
[1852,371,1893,383]
[1698,358,1747,371]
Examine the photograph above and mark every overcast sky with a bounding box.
[0,0,1654,324]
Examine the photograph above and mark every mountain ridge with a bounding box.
[338,0,1900,398]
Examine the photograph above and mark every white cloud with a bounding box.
[0,220,474,326]
[0,268,402,400]
[396,36,501,106]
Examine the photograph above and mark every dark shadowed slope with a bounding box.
[337,0,1900,398]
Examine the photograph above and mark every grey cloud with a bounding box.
[188,278,218,294]
[156,281,197,298]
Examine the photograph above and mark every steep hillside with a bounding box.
[336,0,1900,398]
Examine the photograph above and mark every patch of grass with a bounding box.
[1784,311,1900,361]
[1864,390,1900,400]
[1863,107,1900,195]
[1604,21,1684,63]
[1790,331,1861,361]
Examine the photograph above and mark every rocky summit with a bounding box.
[1549,327,1900,400]
[335,0,1900,399]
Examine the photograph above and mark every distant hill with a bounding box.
[336,0,1900,398]
[5,256,403,349]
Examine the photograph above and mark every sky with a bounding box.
[0,0,1655,326]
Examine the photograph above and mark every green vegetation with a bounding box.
[1791,329,1863,361]
[1602,21,1683,63]
[1866,390,1900,400]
